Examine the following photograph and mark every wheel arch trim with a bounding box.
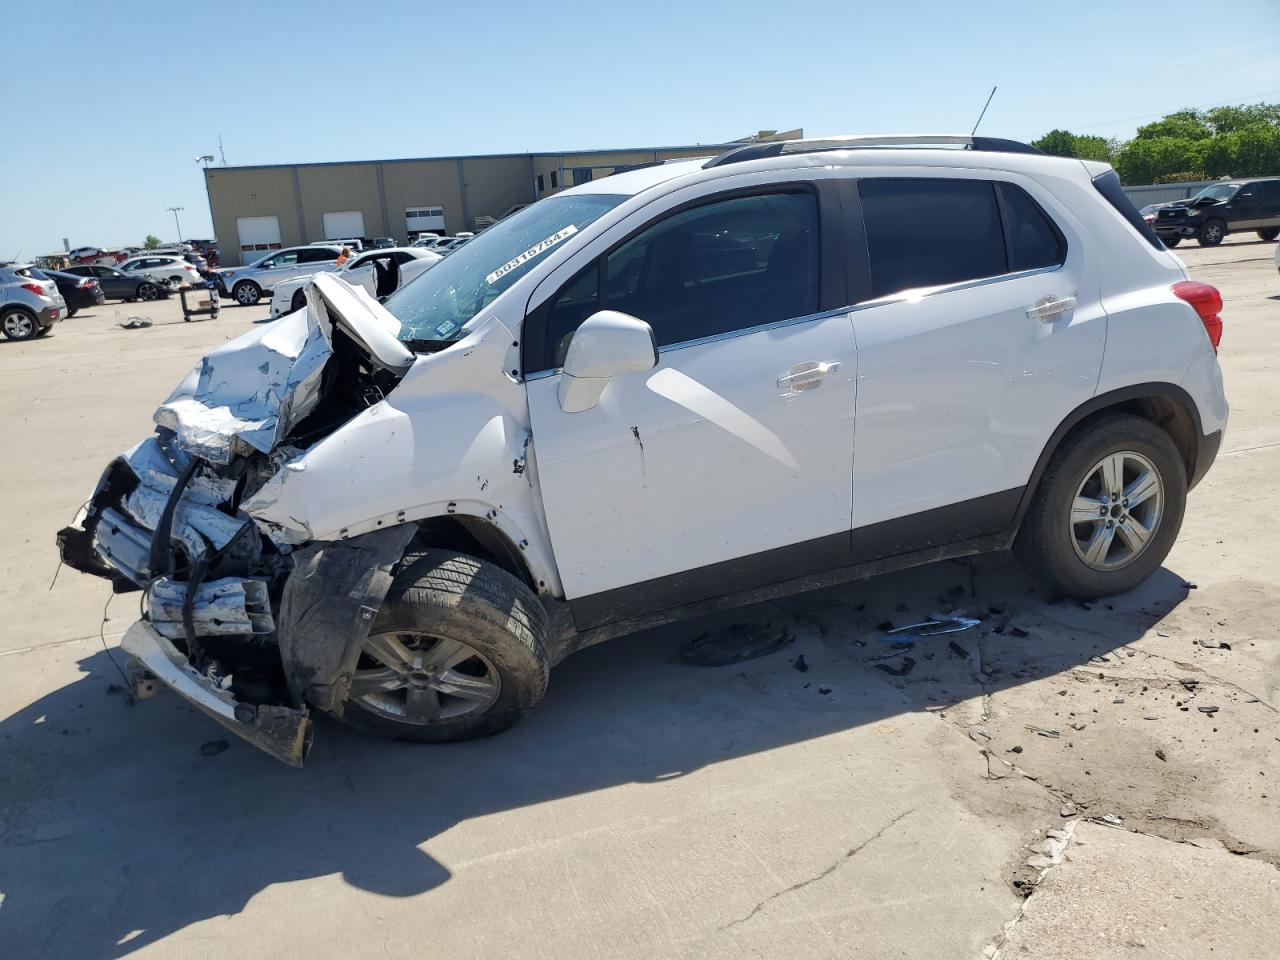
[1015,381,1207,530]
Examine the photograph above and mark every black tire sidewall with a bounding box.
[339,553,549,743]
[1258,228,1279,242]
[138,283,157,301]
[1163,236,1182,248]
[1017,416,1187,598]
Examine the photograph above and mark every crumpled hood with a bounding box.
[154,273,414,464]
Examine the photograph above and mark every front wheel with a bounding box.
[137,282,159,301]
[337,550,550,743]
[1257,227,1279,242]
[233,281,262,306]
[1014,413,1186,598]
[1197,219,1226,246]
[1163,236,1182,248]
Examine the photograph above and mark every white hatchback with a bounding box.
[119,254,202,288]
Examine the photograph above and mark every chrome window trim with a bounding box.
[520,264,1061,382]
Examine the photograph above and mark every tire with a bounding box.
[36,325,52,337]
[1,307,39,341]
[233,280,262,306]
[1014,413,1186,599]
[290,289,306,313]
[338,550,550,743]
[137,282,159,301]
[1257,227,1279,242]
[1196,219,1226,246]
[1163,236,1182,248]
[66,307,78,318]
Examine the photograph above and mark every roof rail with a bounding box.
[702,134,1041,169]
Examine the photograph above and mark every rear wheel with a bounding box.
[1258,227,1279,242]
[1196,219,1226,246]
[1163,236,1182,248]
[1014,414,1186,598]
[233,280,261,306]
[1,307,39,341]
[338,550,550,743]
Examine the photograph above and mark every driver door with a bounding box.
[524,183,857,630]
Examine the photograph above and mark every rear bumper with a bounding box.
[120,620,312,766]
[38,305,62,327]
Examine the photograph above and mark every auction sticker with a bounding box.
[484,225,578,285]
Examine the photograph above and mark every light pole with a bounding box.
[167,206,184,242]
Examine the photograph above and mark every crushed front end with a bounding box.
[57,276,417,765]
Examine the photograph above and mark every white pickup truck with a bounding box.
[58,134,1227,764]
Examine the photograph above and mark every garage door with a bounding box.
[235,216,282,265]
[322,211,366,240]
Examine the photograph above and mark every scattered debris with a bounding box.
[883,616,980,641]
[792,654,809,673]
[1113,697,1125,704]
[1100,813,1124,825]
[684,623,795,666]
[1070,722,1086,731]
[1155,748,1167,761]
[818,686,832,695]
[1008,745,1024,754]
[1181,581,1198,590]
[200,739,229,757]
[1198,705,1220,715]
[1026,725,1060,739]
[875,656,916,677]
[947,640,971,659]
[1060,804,1078,817]
[118,316,153,329]
[1009,627,1030,638]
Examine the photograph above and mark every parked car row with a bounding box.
[268,246,441,319]
[63,263,176,302]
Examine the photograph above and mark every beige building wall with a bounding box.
[296,165,384,243]
[380,159,468,242]
[205,135,799,265]
[205,165,302,266]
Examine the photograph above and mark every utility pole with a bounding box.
[167,206,185,242]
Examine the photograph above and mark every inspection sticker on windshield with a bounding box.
[484,225,578,285]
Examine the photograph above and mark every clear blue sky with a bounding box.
[4,0,1278,258]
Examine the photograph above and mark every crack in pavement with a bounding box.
[719,806,920,932]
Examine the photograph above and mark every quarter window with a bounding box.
[859,179,1007,299]
[996,183,1067,272]
[539,191,820,370]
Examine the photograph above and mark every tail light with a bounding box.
[19,283,47,298]
[1172,281,1223,352]
[78,278,95,288]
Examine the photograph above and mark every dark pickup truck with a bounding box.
[1153,177,1280,247]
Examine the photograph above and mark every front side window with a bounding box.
[537,191,820,370]
[859,179,1006,299]
[270,252,299,268]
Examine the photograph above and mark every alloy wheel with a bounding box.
[3,312,34,338]
[1069,451,1164,571]
[350,631,502,724]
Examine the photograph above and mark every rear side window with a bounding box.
[859,179,1006,299]
[298,247,339,264]
[1092,170,1165,251]
[996,183,1067,272]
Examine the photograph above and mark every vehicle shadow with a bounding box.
[0,554,1192,958]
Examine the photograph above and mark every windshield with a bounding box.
[1193,183,1239,201]
[385,193,626,342]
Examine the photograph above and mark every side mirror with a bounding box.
[558,310,657,413]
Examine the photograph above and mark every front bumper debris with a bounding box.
[121,621,312,766]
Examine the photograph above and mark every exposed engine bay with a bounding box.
[57,275,426,764]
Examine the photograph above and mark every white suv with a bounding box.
[58,135,1228,764]
[216,245,344,305]
[118,254,202,288]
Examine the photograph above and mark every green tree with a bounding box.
[143,234,160,250]
[1135,110,1212,141]
[1031,129,1078,157]
[1072,135,1119,164]
[1205,104,1280,135]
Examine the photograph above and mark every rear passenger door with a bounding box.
[846,174,1105,547]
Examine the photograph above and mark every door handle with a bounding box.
[1027,295,1077,322]
[778,360,841,392]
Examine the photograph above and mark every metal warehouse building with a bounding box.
[204,130,801,266]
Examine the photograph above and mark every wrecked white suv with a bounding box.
[58,135,1228,765]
